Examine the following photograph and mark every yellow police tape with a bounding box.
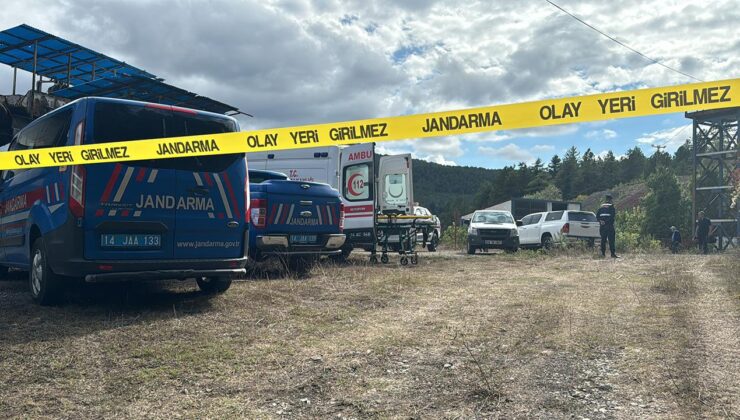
[2,78,738,170]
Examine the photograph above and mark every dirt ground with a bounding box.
[1,249,738,419]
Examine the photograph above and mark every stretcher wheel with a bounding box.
[410,254,418,265]
[400,256,408,266]
[381,254,389,264]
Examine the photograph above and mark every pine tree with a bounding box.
[578,148,598,195]
[555,147,580,200]
[641,167,691,242]
[548,155,561,178]
[620,147,647,183]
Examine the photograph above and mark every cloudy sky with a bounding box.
[2,0,738,167]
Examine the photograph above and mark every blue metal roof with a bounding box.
[0,24,154,85]
[0,24,242,115]
[51,75,238,114]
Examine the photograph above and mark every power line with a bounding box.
[544,0,704,83]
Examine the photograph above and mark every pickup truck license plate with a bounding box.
[485,240,503,245]
[100,234,161,248]
[290,234,317,244]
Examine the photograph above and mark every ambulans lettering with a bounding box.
[650,86,731,109]
[539,102,581,120]
[329,123,388,141]
[347,150,373,161]
[136,194,215,211]
[80,146,130,161]
[422,111,502,133]
[156,139,219,155]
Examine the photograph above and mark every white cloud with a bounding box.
[636,124,692,151]
[423,154,458,166]
[479,143,534,163]
[531,144,555,153]
[585,129,617,140]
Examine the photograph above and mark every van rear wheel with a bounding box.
[30,238,63,305]
[196,276,232,294]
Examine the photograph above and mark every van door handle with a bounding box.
[188,187,209,196]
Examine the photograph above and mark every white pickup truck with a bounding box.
[517,210,600,249]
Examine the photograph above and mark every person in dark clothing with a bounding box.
[670,226,682,254]
[596,194,618,258]
[694,211,711,254]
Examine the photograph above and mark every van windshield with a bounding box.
[93,102,240,172]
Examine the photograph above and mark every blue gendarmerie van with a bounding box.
[0,97,249,304]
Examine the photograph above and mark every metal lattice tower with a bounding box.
[686,107,739,251]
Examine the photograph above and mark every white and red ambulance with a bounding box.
[247,143,413,258]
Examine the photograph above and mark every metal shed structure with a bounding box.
[0,24,242,117]
[686,107,739,251]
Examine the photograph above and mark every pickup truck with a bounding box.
[467,210,520,254]
[517,210,600,249]
[248,170,346,272]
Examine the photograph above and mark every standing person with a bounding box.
[670,226,682,254]
[596,194,618,258]
[694,211,711,254]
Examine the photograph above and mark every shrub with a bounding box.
[615,206,661,252]
[440,224,468,248]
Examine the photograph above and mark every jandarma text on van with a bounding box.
[156,139,220,156]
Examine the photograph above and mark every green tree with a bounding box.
[525,183,562,201]
[555,147,580,200]
[641,167,691,243]
[620,147,647,183]
[548,155,561,178]
[578,148,598,195]
[600,151,619,191]
[671,140,692,175]
[645,150,671,176]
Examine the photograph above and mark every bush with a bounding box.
[440,225,468,248]
[615,206,661,252]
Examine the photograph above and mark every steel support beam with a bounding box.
[686,107,740,252]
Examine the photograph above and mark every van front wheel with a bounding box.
[30,238,63,305]
[196,276,232,294]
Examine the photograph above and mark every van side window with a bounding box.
[545,211,564,221]
[17,108,73,150]
[343,163,372,202]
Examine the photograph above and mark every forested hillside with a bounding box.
[413,140,694,225]
[411,159,498,224]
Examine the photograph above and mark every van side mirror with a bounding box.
[516,220,523,227]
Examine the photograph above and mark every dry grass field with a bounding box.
[1,249,738,419]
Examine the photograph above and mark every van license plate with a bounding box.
[290,234,317,244]
[100,234,161,248]
[485,240,503,245]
